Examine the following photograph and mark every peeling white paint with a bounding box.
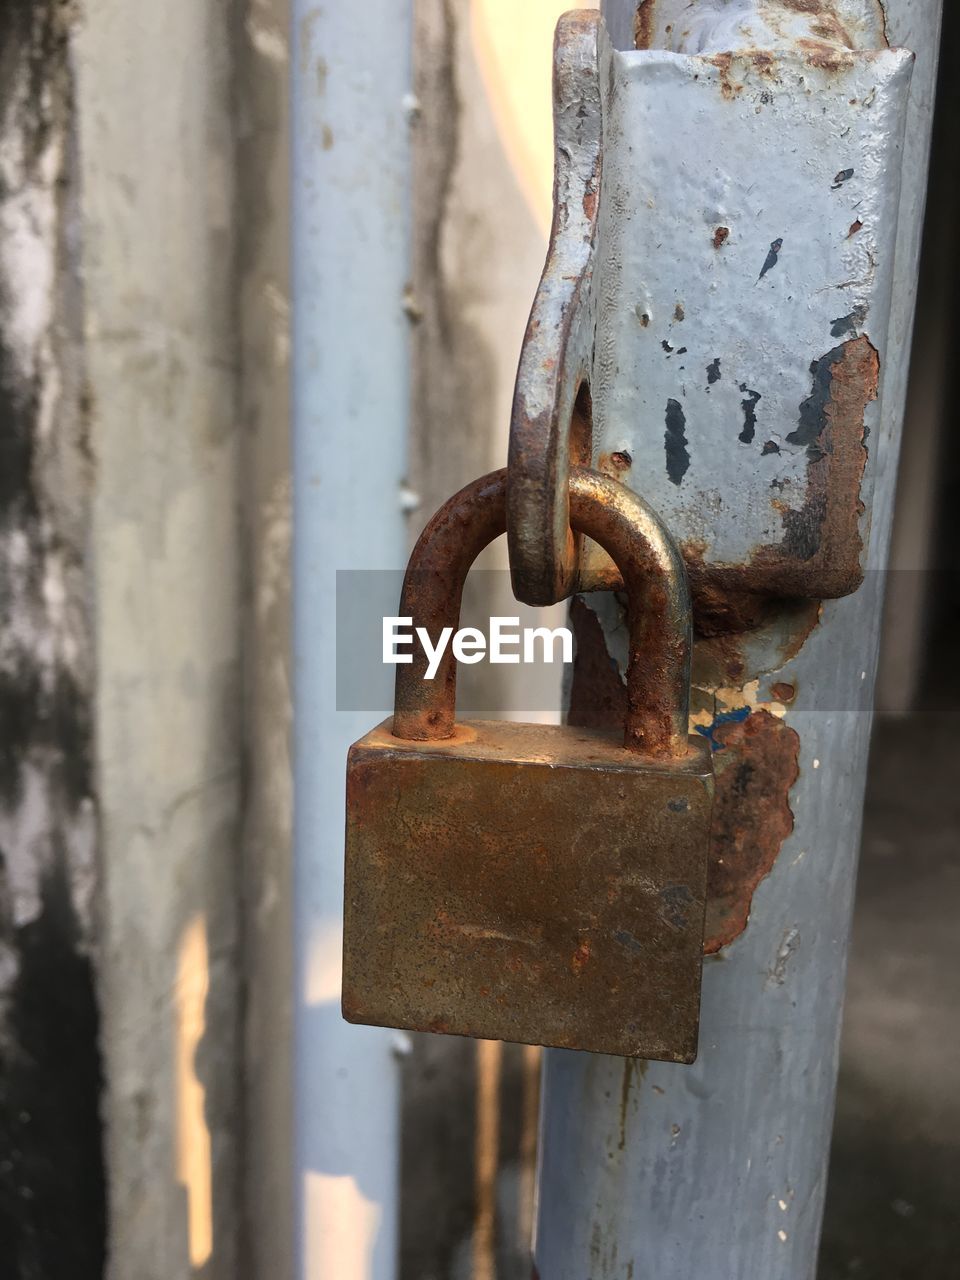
[74,0,245,1271]
[690,678,790,734]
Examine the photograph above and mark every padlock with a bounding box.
[342,466,714,1061]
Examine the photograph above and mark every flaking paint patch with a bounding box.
[681,336,878,628]
[739,384,762,443]
[779,335,877,566]
[767,926,801,985]
[569,602,803,956]
[758,237,784,281]
[664,398,689,485]
[689,679,790,736]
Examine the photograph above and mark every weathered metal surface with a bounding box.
[533,1,942,1277]
[507,7,913,616]
[343,719,713,1060]
[393,466,692,757]
[632,0,889,55]
[507,12,606,606]
[344,465,714,1060]
[567,592,807,954]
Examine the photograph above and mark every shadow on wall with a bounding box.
[0,854,106,1278]
[402,1036,541,1280]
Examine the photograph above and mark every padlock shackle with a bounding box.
[392,467,692,758]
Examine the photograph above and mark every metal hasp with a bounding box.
[342,467,714,1061]
[529,2,942,1278]
[509,4,912,619]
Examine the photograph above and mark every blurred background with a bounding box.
[0,1,955,1278]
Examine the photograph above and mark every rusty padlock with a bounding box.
[342,466,714,1061]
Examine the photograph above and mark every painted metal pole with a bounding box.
[292,5,412,1278]
[532,2,943,1277]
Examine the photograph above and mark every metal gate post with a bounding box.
[292,5,412,1277]
[530,2,943,1277]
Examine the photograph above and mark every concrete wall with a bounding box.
[0,0,293,1275]
[0,4,104,1272]
[77,0,295,1274]
[75,0,243,1273]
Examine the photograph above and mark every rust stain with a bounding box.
[797,38,855,70]
[692,601,819,679]
[750,50,777,77]
[705,32,857,90]
[709,52,742,100]
[692,632,746,687]
[570,606,806,955]
[704,711,800,953]
[713,226,730,250]
[848,219,863,237]
[683,544,779,636]
[775,0,859,48]
[633,1,657,50]
[773,335,877,578]
[812,15,854,47]
[771,682,796,703]
[571,940,591,976]
[598,449,633,477]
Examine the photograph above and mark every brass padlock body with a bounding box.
[344,718,711,1061]
[342,465,714,1061]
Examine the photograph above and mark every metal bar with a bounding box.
[291,4,413,1277]
[533,2,943,1277]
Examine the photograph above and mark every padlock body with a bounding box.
[343,719,713,1061]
